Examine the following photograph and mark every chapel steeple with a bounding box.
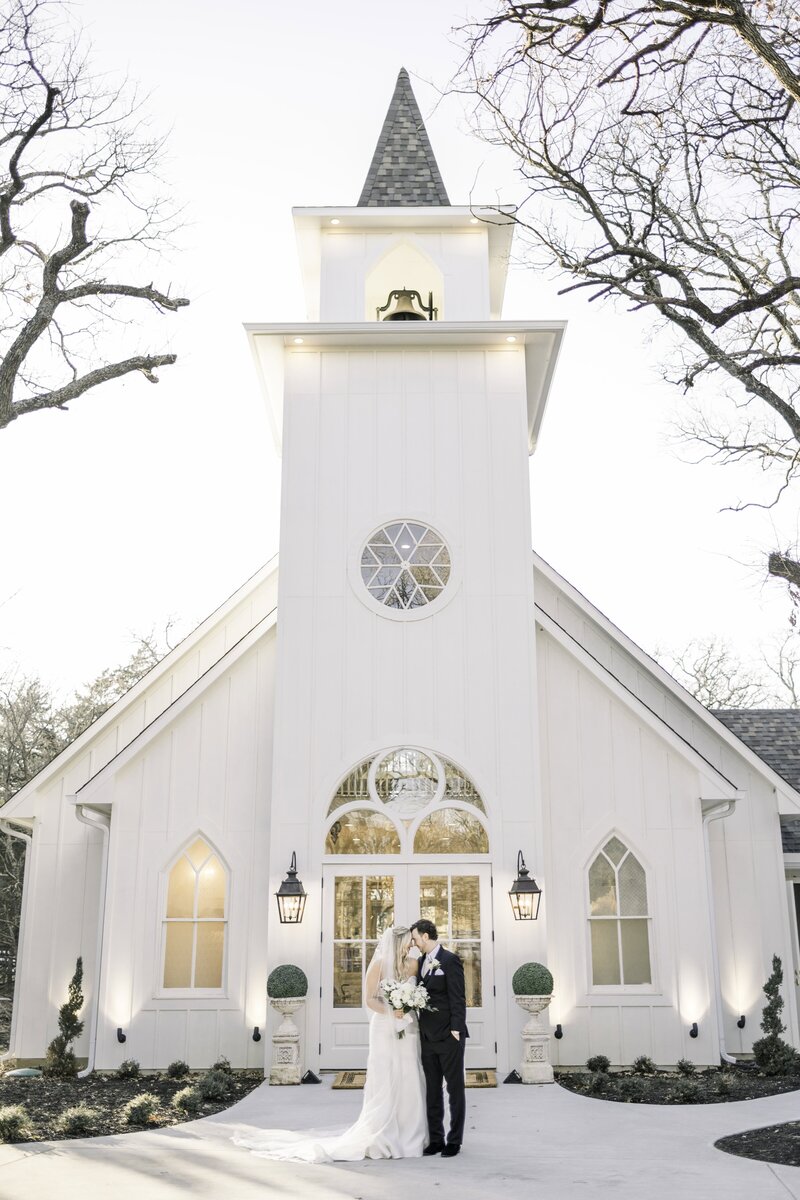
[358,68,450,207]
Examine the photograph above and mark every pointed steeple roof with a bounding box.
[358,69,450,207]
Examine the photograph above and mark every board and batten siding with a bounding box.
[8,565,279,1067]
[537,628,721,1065]
[535,560,800,1061]
[267,345,546,1073]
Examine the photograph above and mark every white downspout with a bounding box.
[0,818,32,1062]
[701,796,740,1066]
[73,802,111,1078]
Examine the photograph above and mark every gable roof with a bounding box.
[0,556,279,820]
[715,710,800,794]
[533,552,800,809]
[358,68,450,207]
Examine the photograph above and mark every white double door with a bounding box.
[321,863,494,1069]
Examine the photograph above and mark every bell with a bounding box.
[377,287,436,321]
[383,289,427,321]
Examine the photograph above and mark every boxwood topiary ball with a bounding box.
[267,964,309,998]
[512,962,554,995]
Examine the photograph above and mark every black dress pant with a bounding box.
[420,1033,466,1146]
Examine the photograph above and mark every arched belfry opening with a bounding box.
[365,241,445,323]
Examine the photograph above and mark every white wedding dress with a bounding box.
[233,932,428,1163]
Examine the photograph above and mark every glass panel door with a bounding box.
[410,865,494,1068]
[322,869,403,1067]
[321,864,495,1068]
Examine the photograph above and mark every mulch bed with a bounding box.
[0,1069,263,1141]
[716,1121,800,1167]
[556,1067,800,1105]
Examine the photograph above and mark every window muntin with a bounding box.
[325,750,488,856]
[360,522,451,610]
[588,838,651,986]
[163,837,227,990]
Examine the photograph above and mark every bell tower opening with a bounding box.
[366,241,444,321]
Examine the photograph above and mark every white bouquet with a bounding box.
[378,978,436,1038]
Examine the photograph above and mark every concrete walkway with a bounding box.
[1,1077,799,1200]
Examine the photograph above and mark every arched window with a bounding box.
[324,749,489,856]
[162,837,227,990]
[588,836,651,986]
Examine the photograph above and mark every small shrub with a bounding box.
[511,962,554,996]
[586,1054,611,1074]
[172,1086,202,1115]
[752,955,800,1076]
[43,957,84,1079]
[121,1092,159,1126]
[117,1058,140,1080]
[267,964,308,998]
[618,1077,644,1102]
[676,1058,696,1077]
[632,1055,656,1075]
[585,1071,607,1095]
[675,1079,700,1104]
[716,1073,732,1097]
[211,1055,232,1075]
[0,1104,33,1142]
[59,1103,99,1137]
[166,1060,190,1079]
[197,1069,233,1102]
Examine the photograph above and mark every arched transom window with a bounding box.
[588,836,651,986]
[325,749,488,856]
[162,837,227,990]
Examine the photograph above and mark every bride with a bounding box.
[233,926,428,1162]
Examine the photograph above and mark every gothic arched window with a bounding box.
[162,837,227,990]
[587,836,651,986]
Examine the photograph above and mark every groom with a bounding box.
[411,919,468,1158]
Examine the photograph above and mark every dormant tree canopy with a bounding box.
[458,0,800,589]
[0,0,188,430]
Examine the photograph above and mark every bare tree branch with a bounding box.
[0,1,188,430]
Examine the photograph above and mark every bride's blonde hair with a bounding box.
[390,926,412,978]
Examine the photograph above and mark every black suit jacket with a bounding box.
[417,946,470,1041]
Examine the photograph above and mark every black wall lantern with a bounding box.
[116,1027,127,1044]
[275,852,307,924]
[689,1022,699,1039]
[508,851,542,921]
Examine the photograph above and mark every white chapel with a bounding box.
[4,70,800,1078]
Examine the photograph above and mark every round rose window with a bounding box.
[360,522,451,610]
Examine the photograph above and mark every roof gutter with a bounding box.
[701,797,741,1066]
[0,819,32,1062]
[72,802,111,1077]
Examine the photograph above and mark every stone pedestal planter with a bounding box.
[515,993,554,1084]
[269,997,304,1084]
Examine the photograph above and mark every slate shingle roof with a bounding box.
[714,709,800,851]
[358,69,450,207]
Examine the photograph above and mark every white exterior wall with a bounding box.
[267,343,546,1074]
[8,567,279,1067]
[92,631,277,1070]
[534,561,799,1062]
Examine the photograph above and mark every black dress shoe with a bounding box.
[423,1143,445,1156]
[441,1144,461,1157]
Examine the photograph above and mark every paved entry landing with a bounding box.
[1,1076,800,1200]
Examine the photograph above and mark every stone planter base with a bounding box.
[515,993,554,1084]
[269,997,305,1085]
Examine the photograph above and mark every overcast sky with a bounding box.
[0,0,796,697]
